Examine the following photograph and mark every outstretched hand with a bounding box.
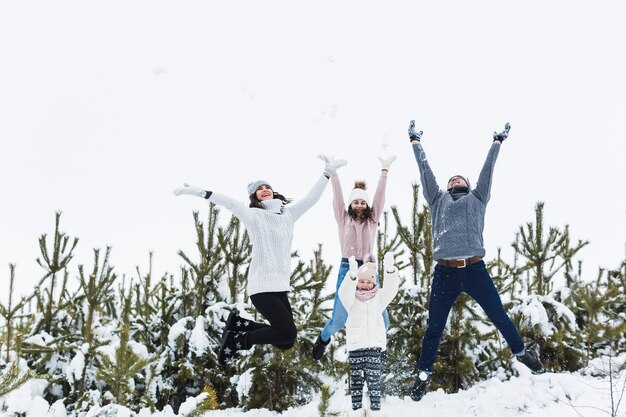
[318,154,347,177]
[173,183,207,198]
[348,255,359,280]
[493,123,511,143]
[408,120,423,142]
[378,155,397,170]
[383,252,396,273]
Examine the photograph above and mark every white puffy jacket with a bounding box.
[338,267,400,351]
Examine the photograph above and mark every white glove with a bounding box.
[383,252,396,273]
[378,155,397,170]
[348,255,359,280]
[317,154,347,177]
[173,183,207,198]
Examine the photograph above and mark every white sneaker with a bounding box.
[366,409,386,417]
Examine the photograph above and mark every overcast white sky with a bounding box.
[1,1,625,301]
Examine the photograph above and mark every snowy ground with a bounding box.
[2,358,623,417]
[195,368,621,417]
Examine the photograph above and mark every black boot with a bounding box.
[224,311,257,334]
[222,311,257,345]
[516,350,545,374]
[218,330,248,366]
[311,334,330,360]
[410,371,431,402]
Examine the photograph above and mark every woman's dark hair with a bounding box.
[348,205,376,223]
[249,191,292,209]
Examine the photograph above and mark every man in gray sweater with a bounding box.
[407,121,545,402]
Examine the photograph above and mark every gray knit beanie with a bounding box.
[247,180,272,196]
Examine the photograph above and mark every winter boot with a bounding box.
[365,409,386,417]
[410,370,431,402]
[218,330,248,366]
[311,334,331,360]
[223,311,257,338]
[346,408,366,417]
[516,350,545,374]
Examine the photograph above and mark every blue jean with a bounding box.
[418,260,524,372]
[320,258,390,342]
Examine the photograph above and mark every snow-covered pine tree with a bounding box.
[217,214,251,303]
[158,208,241,412]
[34,212,79,336]
[569,262,626,363]
[0,264,34,363]
[20,238,123,414]
[96,296,152,411]
[509,202,586,372]
[177,208,226,316]
[512,202,588,296]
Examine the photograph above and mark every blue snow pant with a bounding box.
[320,258,390,342]
[417,260,525,373]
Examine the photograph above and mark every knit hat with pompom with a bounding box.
[348,180,370,206]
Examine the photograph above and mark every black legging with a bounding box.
[247,292,297,350]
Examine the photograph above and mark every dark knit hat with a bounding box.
[447,175,471,191]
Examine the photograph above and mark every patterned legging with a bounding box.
[348,347,383,411]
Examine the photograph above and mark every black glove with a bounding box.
[493,123,511,142]
[408,120,423,142]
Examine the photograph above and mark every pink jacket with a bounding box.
[332,171,387,261]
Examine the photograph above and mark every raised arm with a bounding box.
[331,172,347,224]
[408,120,441,205]
[288,155,347,221]
[473,123,509,203]
[377,252,400,309]
[173,184,254,226]
[371,156,394,222]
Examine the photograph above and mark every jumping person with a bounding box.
[406,121,545,401]
[174,155,346,366]
[311,155,395,360]
[339,253,399,417]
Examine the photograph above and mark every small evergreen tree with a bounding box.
[0,264,34,362]
[512,202,588,296]
[35,211,79,335]
[217,215,251,303]
[97,318,152,410]
[177,209,226,316]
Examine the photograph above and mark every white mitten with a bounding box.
[348,255,359,280]
[173,183,207,198]
[378,155,397,170]
[383,252,396,273]
[317,154,347,177]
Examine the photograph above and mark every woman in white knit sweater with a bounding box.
[174,156,346,366]
[339,253,399,417]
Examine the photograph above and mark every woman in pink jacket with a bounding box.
[311,155,395,360]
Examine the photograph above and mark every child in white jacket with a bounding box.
[338,253,400,417]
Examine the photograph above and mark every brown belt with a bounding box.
[436,256,482,268]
